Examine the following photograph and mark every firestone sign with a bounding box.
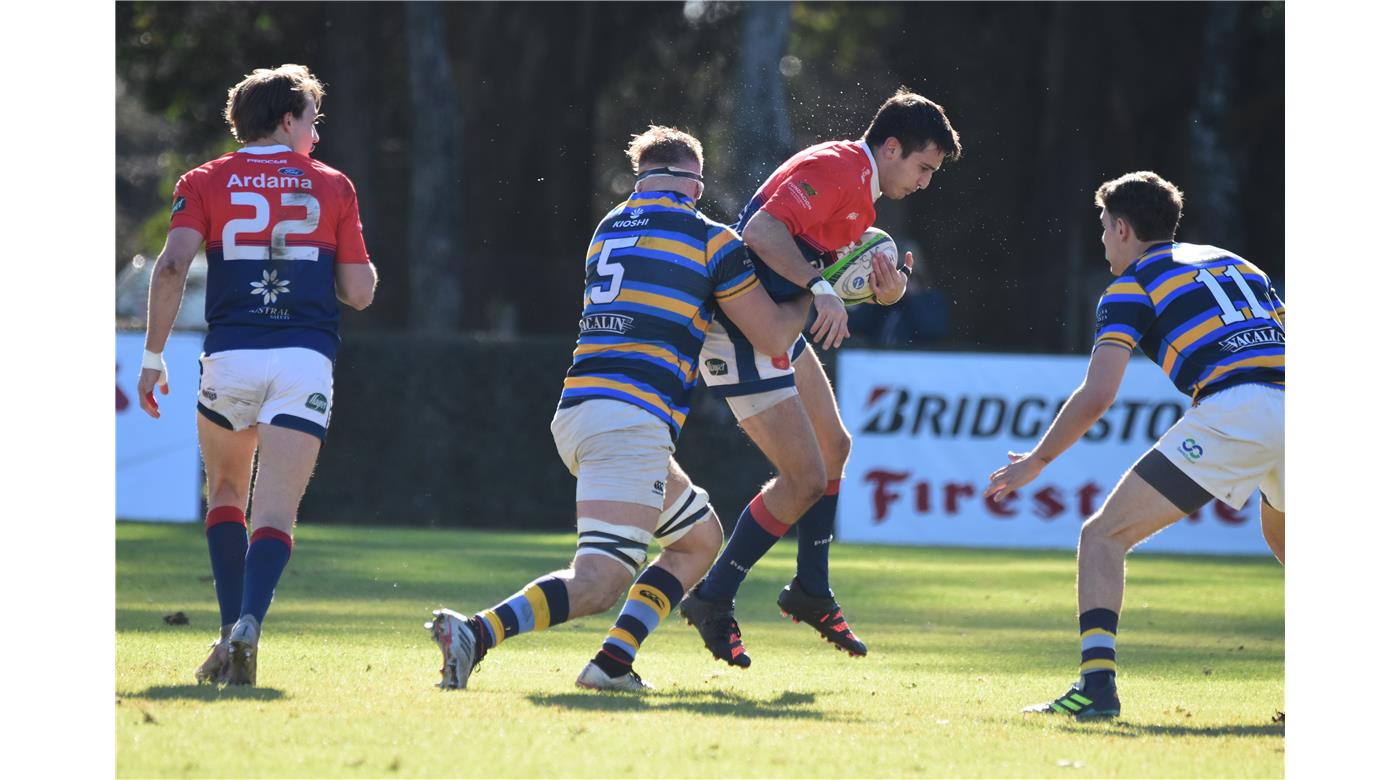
[835,350,1271,555]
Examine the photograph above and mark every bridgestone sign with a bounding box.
[835,350,1272,556]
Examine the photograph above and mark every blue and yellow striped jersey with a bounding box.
[1094,242,1285,402]
[559,191,760,438]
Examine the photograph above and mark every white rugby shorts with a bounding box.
[699,316,807,418]
[197,347,334,440]
[1153,383,1284,511]
[551,398,674,509]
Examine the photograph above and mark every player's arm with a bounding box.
[718,285,811,358]
[742,211,849,350]
[984,344,1132,501]
[335,261,378,310]
[137,226,204,418]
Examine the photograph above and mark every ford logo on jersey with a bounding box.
[279,167,305,176]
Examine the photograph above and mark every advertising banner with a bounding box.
[116,331,204,522]
[836,350,1272,555]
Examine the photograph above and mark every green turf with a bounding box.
[117,521,1283,778]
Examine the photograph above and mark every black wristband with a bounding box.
[897,264,911,277]
[805,275,825,290]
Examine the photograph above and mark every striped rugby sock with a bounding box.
[593,565,685,677]
[240,527,292,625]
[474,575,571,650]
[1079,608,1119,687]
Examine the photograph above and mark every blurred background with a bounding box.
[114,1,1285,529]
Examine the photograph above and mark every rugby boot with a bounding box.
[426,608,486,690]
[776,577,868,657]
[678,591,751,668]
[1023,677,1121,719]
[575,661,654,692]
[226,615,261,686]
[194,624,234,684]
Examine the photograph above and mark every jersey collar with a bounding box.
[861,140,882,201]
[238,144,293,155]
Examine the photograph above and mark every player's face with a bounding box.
[286,96,321,156]
[1100,208,1131,275]
[879,139,946,200]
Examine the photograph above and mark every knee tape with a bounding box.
[655,484,714,548]
[577,518,652,575]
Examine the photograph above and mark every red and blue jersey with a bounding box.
[734,140,881,301]
[560,191,759,438]
[170,145,370,362]
[1094,242,1285,402]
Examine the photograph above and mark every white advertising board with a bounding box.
[116,332,204,522]
[836,350,1273,556]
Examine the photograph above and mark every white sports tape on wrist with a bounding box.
[142,349,166,370]
[809,279,838,298]
[655,484,714,548]
[577,518,652,574]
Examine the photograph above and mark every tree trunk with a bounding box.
[1188,2,1243,248]
[731,2,794,197]
[405,1,466,331]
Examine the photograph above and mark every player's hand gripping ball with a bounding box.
[822,228,898,306]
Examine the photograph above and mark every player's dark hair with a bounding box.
[224,64,325,145]
[1095,171,1185,242]
[863,88,962,161]
[626,125,704,174]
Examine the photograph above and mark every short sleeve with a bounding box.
[756,160,849,239]
[169,169,208,236]
[708,226,759,301]
[335,176,370,264]
[1093,278,1154,352]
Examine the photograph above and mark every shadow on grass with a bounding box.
[527,688,852,721]
[124,684,287,702]
[1102,721,1284,738]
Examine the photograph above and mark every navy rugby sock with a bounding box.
[240,527,293,625]
[697,493,789,603]
[794,480,840,598]
[205,506,249,628]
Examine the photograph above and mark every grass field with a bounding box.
[116,521,1283,778]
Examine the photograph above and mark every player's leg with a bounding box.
[775,347,867,656]
[193,412,257,683]
[581,459,723,690]
[224,422,321,684]
[1261,500,1284,565]
[676,395,824,667]
[225,348,333,685]
[1026,464,1191,719]
[429,399,667,689]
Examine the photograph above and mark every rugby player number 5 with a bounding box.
[1195,266,1269,325]
[222,192,322,262]
[589,236,639,304]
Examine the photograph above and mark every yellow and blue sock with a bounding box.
[1079,608,1118,688]
[240,527,292,624]
[592,566,685,677]
[204,506,248,628]
[794,479,841,597]
[474,575,571,650]
[697,493,790,603]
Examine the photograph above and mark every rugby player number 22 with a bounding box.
[222,192,322,262]
[1194,266,1269,326]
[589,236,639,304]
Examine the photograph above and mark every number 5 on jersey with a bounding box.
[589,236,639,304]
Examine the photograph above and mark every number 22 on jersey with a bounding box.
[222,192,322,261]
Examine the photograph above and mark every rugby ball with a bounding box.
[822,228,897,306]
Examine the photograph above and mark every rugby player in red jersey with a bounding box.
[985,171,1284,719]
[137,64,378,685]
[679,90,962,666]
